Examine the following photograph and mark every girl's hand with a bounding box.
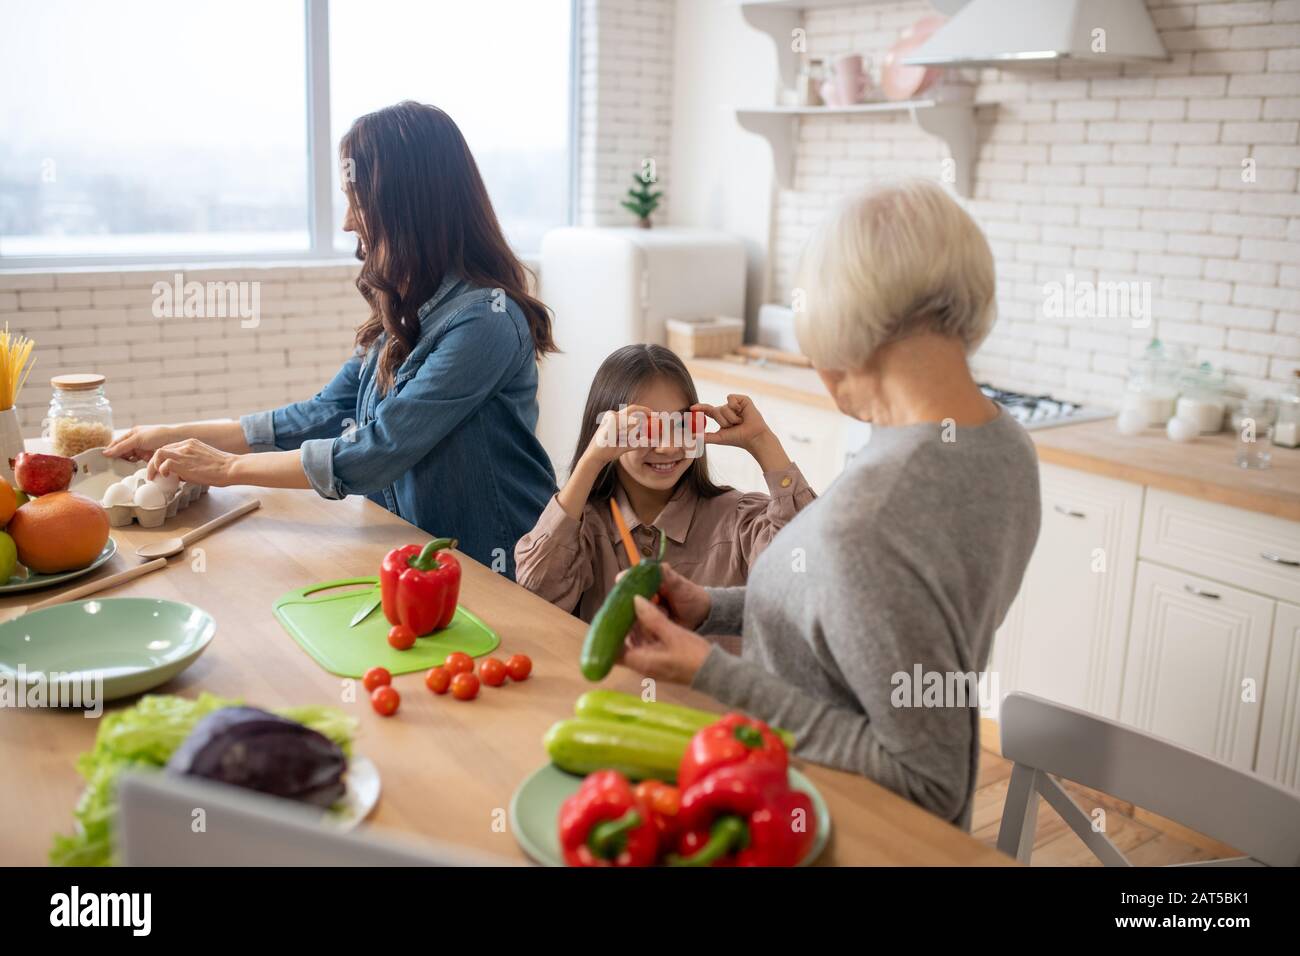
[146,439,242,487]
[584,403,657,464]
[621,595,713,685]
[693,394,792,473]
[693,394,771,451]
[104,425,182,462]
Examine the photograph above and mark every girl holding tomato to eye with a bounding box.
[515,344,814,623]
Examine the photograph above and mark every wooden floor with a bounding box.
[972,745,1240,865]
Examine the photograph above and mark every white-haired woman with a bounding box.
[621,180,1041,828]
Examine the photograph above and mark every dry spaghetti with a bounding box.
[0,326,35,411]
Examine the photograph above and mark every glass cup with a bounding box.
[1234,399,1273,470]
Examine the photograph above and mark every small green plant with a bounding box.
[621,170,663,228]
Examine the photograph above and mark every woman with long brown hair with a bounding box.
[106,102,559,576]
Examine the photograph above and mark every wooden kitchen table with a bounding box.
[0,485,1010,867]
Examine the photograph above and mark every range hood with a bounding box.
[904,0,1167,68]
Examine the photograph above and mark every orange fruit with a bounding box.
[7,491,110,574]
[0,480,15,526]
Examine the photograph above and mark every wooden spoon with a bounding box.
[135,498,261,559]
[2,557,168,622]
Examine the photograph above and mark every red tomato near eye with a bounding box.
[370,685,400,716]
[444,651,474,676]
[479,658,507,687]
[425,666,451,694]
[387,624,416,650]
[505,654,532,682]
[451,672,480,701]
[362,667,391,692]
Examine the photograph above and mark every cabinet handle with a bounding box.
[1260,551,1300,568]
[1184,584,1221,600]
[1053,504,1086,519]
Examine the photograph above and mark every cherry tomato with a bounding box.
[425,666,451,694]
[444,651,474,676]
[505,654,533,682]
[370,685,400,716]
[387,624,416,650]
[362,667,391,692]
[479,658,507,687]
[451,672,480,701]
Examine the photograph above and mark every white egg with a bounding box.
[121,471,144,490]
[133,481,168,509]
[152,472,181,495]
[1166,415,1198,443]
[102,481,135,507]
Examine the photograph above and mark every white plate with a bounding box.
[328,755,381,830]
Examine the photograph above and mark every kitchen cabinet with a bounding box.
[1120,561,1274,772]
[991,463,1142,719]
[1257,601,1300,790]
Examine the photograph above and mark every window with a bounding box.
[0,0,574,264]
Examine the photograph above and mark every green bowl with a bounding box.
[509,762,832,867]
[0,598,216,704]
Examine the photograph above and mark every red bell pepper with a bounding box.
[633,779,681,841]
[558,770,659,867]
[667,762,816,868]
[677,712,788,791]
[380,537,461,636]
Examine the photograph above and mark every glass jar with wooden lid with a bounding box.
[45,373,114,457]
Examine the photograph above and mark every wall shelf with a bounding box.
[735,96,977,197]
[734,0,978,198]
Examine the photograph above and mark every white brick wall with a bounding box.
[768,0,1300,405]
[0,264,362,438]
[577,0,676,226]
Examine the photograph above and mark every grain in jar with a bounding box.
[46,373,114,457]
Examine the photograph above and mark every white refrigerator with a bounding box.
[536,226,747,476]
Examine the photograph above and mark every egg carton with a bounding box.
[69,447,209,529]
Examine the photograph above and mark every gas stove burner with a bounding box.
[978,384,1112,431]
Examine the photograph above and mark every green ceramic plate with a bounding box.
[509,763,832,867]
[0,538,117,593]
[0,597,216,703]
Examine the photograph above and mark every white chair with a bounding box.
[995,692,1300,867]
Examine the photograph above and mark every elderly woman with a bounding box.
[622,180,1041,828]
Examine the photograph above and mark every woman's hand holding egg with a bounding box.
[147,439,241,488]
[103,425,183,463]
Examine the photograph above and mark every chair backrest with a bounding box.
[117,772,507,866]
[996,692,1300,867]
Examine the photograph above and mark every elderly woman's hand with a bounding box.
[621,595,713,685]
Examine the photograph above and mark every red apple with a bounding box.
[10,452,75,496]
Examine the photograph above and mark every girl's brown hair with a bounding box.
[341,101,557,393]
[569,344,730,503]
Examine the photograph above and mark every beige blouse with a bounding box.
[514,465,816,622]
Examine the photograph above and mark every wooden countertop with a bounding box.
[689,356,1299,523]
[1031,418,1300,523]
[0,484,1008,867]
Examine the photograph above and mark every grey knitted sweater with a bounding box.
[692,410,1040,828]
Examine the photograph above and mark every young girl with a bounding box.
[515,344,814,621]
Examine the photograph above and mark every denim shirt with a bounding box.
[241,276,557,578]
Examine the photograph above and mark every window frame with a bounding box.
[0,0,577,270]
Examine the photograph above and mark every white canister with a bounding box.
[1175,395,1225,434]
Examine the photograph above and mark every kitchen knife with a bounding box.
[349,591,383,628]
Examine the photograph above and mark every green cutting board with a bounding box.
[272,577,499,677]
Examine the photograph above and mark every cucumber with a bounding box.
[573,689,797,750]
[579,531,665,682]
[543,717,686,782]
